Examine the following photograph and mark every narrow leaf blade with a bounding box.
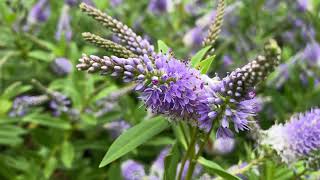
[157,40,170,53]
[191,46,211,67]
[99,117,169,167]
[164,142,181,180]
[198,157,241,180]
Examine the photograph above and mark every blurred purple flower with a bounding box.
[177,160,202,179]
[49,92,70,116]
[24,0,50,31]
[51,57,73,76]
[110,0,122,7]
[121,160,146,180]
[65,0,77,6]
[55,5,72,42]
[262,108,320,163]
[27,0,50,24]
[227,162,248,179]
[148,0,174,14]
[303,42,320,66]
[184,0,204,16]
[183,27,205,48]
[103,120,131,139]
[213,137,235,155]
[150,148,169,179]
[297,0,310,12]
[9,95,48,117]
[223,55,233,67]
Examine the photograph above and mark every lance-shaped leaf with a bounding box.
[99,117,169,167]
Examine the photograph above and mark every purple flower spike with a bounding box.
[55,5,72,42]
[27,0,50,24]
[51,57,73,76]
[9,95,49,117]
[121,160,146,180]
[262,108,320,164]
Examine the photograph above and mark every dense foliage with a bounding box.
[0,0,319,179]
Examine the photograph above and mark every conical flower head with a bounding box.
[77,53,209,128]
[200,40,280,136]
[261,108,320,165]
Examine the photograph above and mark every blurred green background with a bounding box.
[0,0,319,179]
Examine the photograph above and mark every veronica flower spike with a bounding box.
[261,108,320,167]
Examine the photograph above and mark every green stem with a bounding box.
[177,126,198,180]
[186,104,228,178]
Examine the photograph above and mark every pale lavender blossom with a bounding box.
[213,137,236,155]
[49,92,71,116]
[183,27,206,48]
[121,160,146,180]
[150,148,169,179]
[65,0,77,6]
[297,0,310,12]
[261,108,320,164]
[148,0,174,14]
[103,120,131,139]
[24,0,50,31]
[303,42,320,67]
[176,160,202,180]
[27,0,50,24]
[55,5,72,42]
[51,57,73,76]
[9,95,49,117]
[110,0,122,7]
[223,55,233,67]
[227,162,248,180]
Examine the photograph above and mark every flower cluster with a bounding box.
[199,40,281,135]
[77,3,281,136]
[77,53,208,125]
[261,108,320,164]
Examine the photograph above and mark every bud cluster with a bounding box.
[82,32,136,58]
[79,3,155,57]
[200,40,281,136]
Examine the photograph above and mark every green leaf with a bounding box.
[99,117,169,167]
[107,162,122,180]
[28,50,54,62]
[1,82,32,99]
[190,46,211,67]
[172,125,188,150]
[157,40,170,53]
[44,156,57,179]
[61,141,75,168]
[198,157,241,180]
[196,55,216,74]
[0,125,27,137]
[164,142,181,180]
[23,114,71,130]
[145,137,175,146]
[0,99,12,115]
